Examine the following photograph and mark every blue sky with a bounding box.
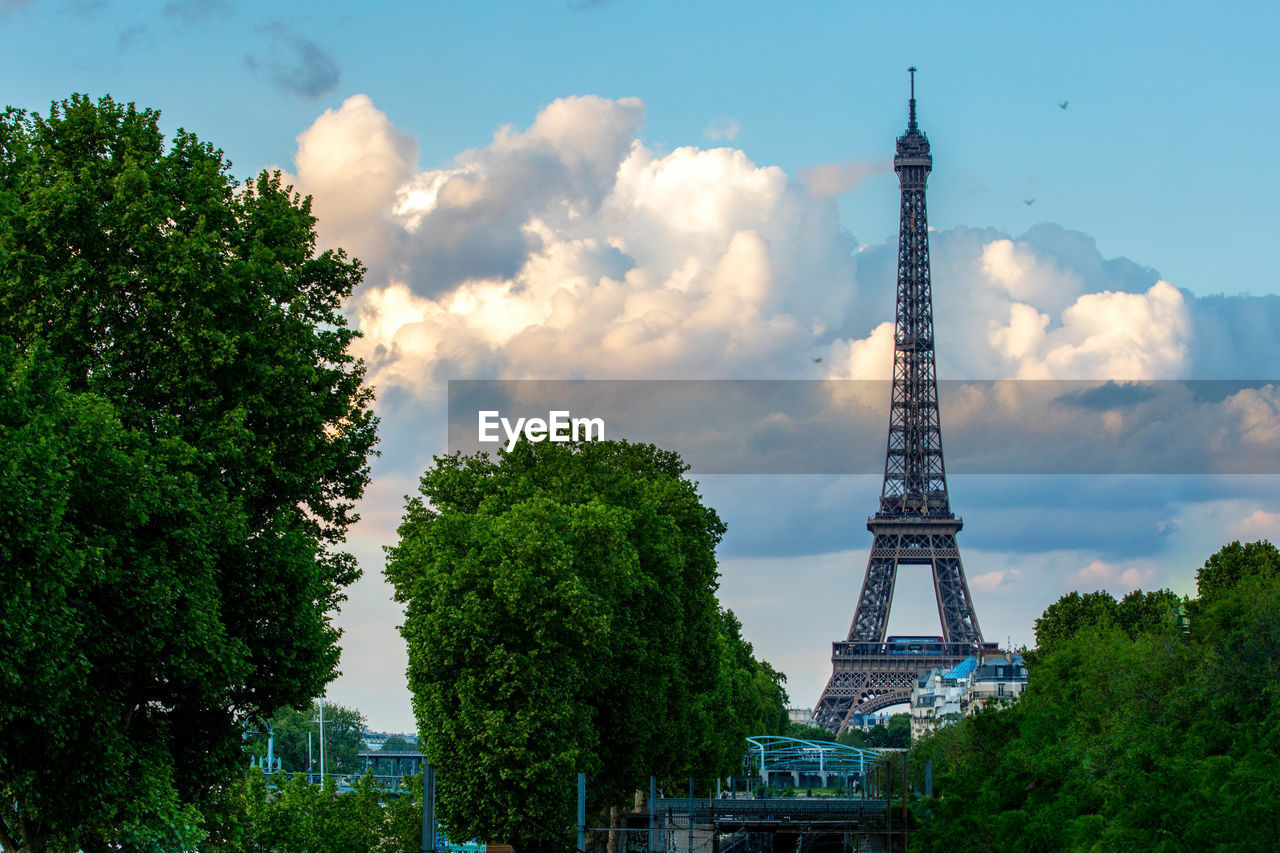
[7,0,1277,296]
[6,0,1279,730]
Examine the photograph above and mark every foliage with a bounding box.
[716,609,792,745]
[776,715,908,749]
[785,723,837,742]
[381,771,430,853]
[246,702,369,775]
[1030,586,1182,660]
[379,736,417,753]
[385,440,788,852]
[1196,539,1280,604]
[210,769,423,853]
[908,542,1280,852]
[0,95,377,852]
[782,715,910,750]
[0,341,217,852]
[839,714,910,749]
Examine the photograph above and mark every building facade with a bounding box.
[909,651,1027,739]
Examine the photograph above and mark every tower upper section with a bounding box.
[878,66,952,520]
[894,67,932,183]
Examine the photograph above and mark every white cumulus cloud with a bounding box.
[282,95,1274,399]
[1230,508,1280,541]
[284,95,861,391]
[1073,559,1159,592]
[290,93,418,262]
[798,158,890,198]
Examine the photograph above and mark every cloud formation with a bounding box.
[798,158,889,198]
[290,94,418,263]
[116,24,150,52]
[970,569,1021,591]
[245,24,340,97]
[1074,559,1158,590]
[274,93,1280,474]
[282,95,861,394]
[1230,508,1280,541]
[704,117,741,141]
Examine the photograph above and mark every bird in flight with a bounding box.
[1058,100,1069,110]
[1024,198,1036,206]
[812,356,823,364]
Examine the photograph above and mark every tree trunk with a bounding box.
[607,805,620,853]
[0,811,46,853]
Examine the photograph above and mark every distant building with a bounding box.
[788,707,815,726]
[846,712,896,731]
[909,657,974,739]
[358,748,426,781]
[359,733,425,780]
[967,653,1029,712]
[909,651,1027,739]
[362,730,419,751]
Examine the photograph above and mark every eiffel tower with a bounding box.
[813,69,995,732]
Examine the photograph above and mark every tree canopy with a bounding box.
[212,770,424,853]
[1196,539,1280,604]
[784,715,910,749]
[247,701,369,776]
[379,736,417,754]
[785,723,838,742]
[844,714,910,749]
[909,541,1280,852]
[0,95,377,853]
[385,440,788,852]
[1031,587,1182,660]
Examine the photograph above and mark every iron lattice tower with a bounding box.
[813,70,991,732]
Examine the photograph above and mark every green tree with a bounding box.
[1114,587,1183,635]
[382,771,429,853]
[0,95,377,852]
[1196,539,1280,603]
[909,541,1280,852]
[218,770,398,853]
[706,609,790,762]
[312,702,368,776]
[863,714,910,749]
[0,342,213,851]
[831,714,910,749]
[385,440,785,853]
[787,723,837,742]
[1031,590,1119,658]
[1031,587,1181,660]
[248,702,369,775]
[380,736,417,753]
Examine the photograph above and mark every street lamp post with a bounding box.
[319,696,326,780]
[310,696,328,782]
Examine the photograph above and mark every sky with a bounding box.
[5,0,1280,731]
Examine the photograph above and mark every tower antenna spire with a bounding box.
[908,66,918,131]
